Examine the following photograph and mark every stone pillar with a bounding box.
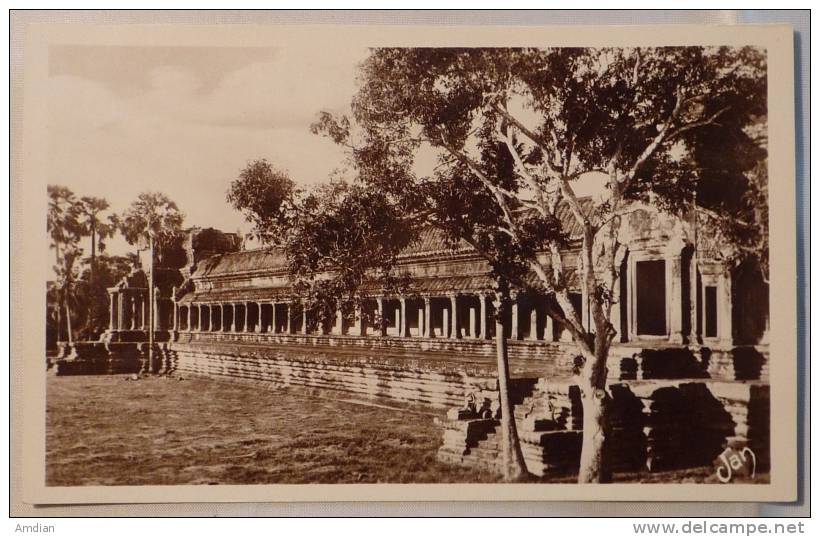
[108,291,116,330]
[270,302,277,334]
[127,294,135,329]
[117,292,125,331]
[301,304,308,335]
[449,294,460,339]
[469,307,476,338]
[187,304,192,332]
[399,298,409,337]
[244,302,251,333]
[529,306,538,341]
[581,288,590,333]
[424,297,433,338]
[610,286,622,343]
[254,302,261,333]
[667,251,685,344]
[717,271,733,347]
[689,256,700,344]
[377,297,386,337]
[354,302,364,336]
[335,307,344,335]
[479,294,487,339]
[544,311,555,342]
[285,303,292,335]
[510,291,520,340]
[141,295,148,330]
[153,286,161,331]
[170,287,177,332]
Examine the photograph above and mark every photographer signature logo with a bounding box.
[716,446,757,483]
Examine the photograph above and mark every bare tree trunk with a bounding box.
[577,383,610,483]
[577,342,612,483]
[87,224,96,338]
[56,293,63,344]
[64,287,73,345]
[493,291,528,482]
[147,234,155,374]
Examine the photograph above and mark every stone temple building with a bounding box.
[62,201,770,478]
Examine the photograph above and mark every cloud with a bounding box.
[47,46,364,257]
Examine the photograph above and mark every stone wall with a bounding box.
[438,377,770,477]
[55,334,770,478]
[168,340,499,408]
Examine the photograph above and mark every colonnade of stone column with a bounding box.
[173,292,569,343]
[107,289,150,331]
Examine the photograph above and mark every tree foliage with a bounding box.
[233,47,767,482]
[119,192,185,258]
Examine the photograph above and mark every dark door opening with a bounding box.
[635,259,666,336]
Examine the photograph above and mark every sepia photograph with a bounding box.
[13,19,799,506]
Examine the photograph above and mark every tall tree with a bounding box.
[315,46,765,482]
[47,185,85,344]
[77,196,118,336]
[120,192,185,372]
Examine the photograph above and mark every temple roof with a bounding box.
[189,198,592,281]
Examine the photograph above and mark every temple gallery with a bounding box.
[57,201,770,478]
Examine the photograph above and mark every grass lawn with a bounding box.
[46,374,498,486]
[46,373,763,486]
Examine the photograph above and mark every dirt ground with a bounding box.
[46,373,762,486]
[46,374,498,486]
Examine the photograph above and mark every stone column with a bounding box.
[244,302,251,333]
[377,297,386,337]
[285,303,292,335]
[424,297,433,338]
[529,306,538,341]
[173,303,179,332]
[581,287,590,333]
[717,271,733,347]
[510,291,520,340]
[117,292,125,331]
[479,294,487,340]
[666,251,685,344]
[141,295,148,329]
[108,291,116,330]
[153,286,161,331]
[544,310,554,342]
[254,302,261,333]
[270,302,277,334]
[689,255,700,344]
[335,307,344,335]
[399,298,409,337]
[186,304,192,332]
[449,294,460,339]
[354,302,365,336]
[127,293,135,329]
[468,306,476,338]
[610,287,622,343]
[301,304,308,335]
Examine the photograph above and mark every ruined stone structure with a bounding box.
[60,203,771,477]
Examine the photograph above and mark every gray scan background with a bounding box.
[9,8,810,518]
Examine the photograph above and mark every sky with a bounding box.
[48,44,608,259]
[48,44,370,256]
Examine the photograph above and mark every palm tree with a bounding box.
[47,185,85,344]
[119,192,184,372]
[78,196,118,337]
